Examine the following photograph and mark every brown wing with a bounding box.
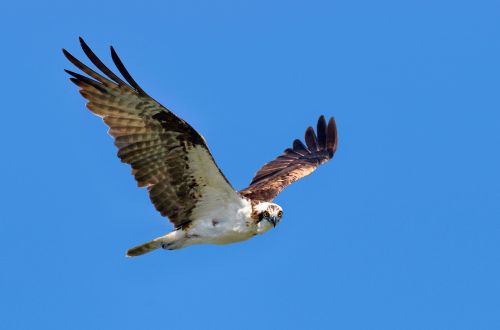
[64,37,242,228]
[239,116,338,201]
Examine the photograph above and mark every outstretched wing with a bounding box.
[239,116,338,202]
[64,37,242,228]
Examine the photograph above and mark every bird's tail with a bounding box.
[126,238,163,257]
[126,230,186,257]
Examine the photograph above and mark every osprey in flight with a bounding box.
[63,38,338,257]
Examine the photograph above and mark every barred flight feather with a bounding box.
[63,37,240,227]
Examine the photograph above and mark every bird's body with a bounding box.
[128,199,280,255]
[184,197,256,246]
[63,38,338,256]
[185,201,277,246]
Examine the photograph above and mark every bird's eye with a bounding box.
[263,211,270,218]
[278,211,283,218]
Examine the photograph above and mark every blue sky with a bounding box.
[1,0,499,329]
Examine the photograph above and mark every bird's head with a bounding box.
[254,202,283,233]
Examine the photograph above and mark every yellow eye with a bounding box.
[263,211,270,218]
[278,211,283,218]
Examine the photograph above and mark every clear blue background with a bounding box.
[1,1,499,329]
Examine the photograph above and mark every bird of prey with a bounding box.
[63,38,338,257]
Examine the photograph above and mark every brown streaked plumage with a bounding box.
[63,37,237,229]
[239,116,338,201]
[63,38,338,255]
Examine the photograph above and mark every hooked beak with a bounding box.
[268,216,279,228]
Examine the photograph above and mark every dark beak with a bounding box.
[269,217,278,228]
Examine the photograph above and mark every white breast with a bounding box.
[187,197,258,245]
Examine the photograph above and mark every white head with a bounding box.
[254,202,284,234]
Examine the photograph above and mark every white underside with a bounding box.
[159,197,274,249]
[154,146,274,249]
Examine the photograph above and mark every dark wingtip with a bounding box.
[110,45,147,95]
[316,115,327,149]
[62,48,73,60]
[64,69,107,93]
[304,126,319,151]
[326,116,338,158]
[62,48,87,73]
[68,77,80,86]
[76,37,131,88]
[78,37,90,52]
[77,37,96,63]
[292,139,309,155]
